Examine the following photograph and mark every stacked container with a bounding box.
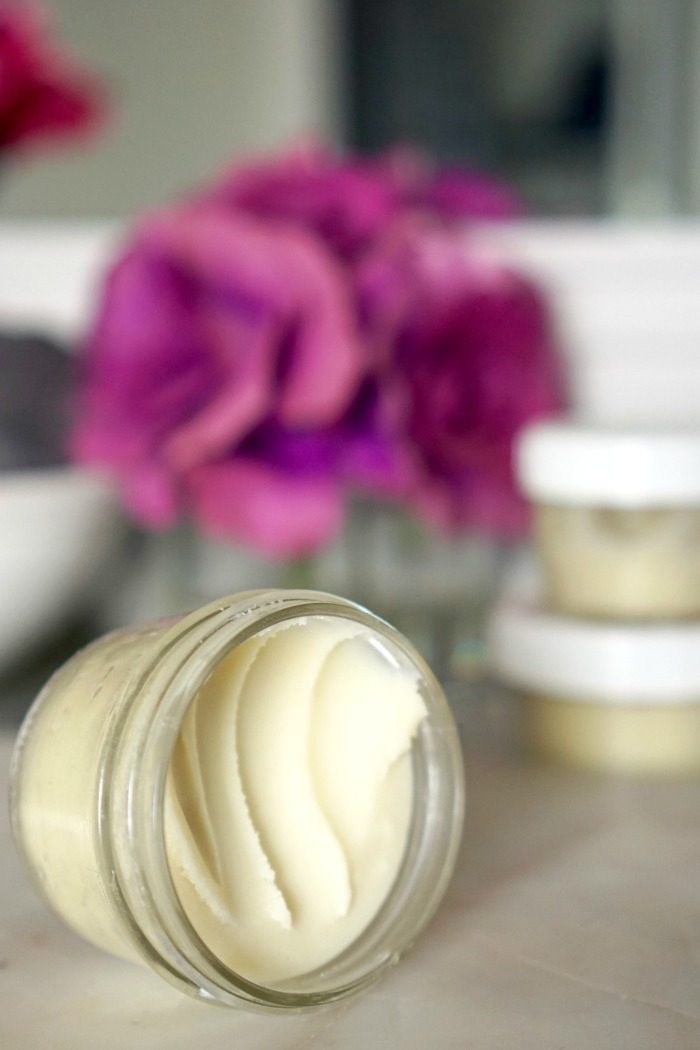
[490,422,700,773]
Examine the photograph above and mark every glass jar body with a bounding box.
[533,502,700,619]
[10,619,160,961]
[10,589,464,1010]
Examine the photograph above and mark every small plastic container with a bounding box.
[490,597,700,773]
[518,422,700,619]
[10,589,464,1011]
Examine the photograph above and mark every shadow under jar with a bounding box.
[518,422,700,619]
[10,590,464,1011]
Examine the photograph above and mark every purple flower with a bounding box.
[0,3,105,154]
[73,144,557,555]
[212,141,522,263]
[354,222,565,535]
[72,200,365,557]
[419,167,525,222]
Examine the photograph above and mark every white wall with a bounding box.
[2,0,340,219]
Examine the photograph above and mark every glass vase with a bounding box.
[119,502,505,689]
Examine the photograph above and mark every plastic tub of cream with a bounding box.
[518,422,700,619]
[10,589,464,1011]
[490,597,700,773]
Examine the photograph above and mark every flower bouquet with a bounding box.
[72,143,564,675]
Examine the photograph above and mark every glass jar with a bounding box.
[489,596,700,773]
[10,589,464,1011]
[518,422,700,619]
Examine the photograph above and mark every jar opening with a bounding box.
[99,591,464,1010]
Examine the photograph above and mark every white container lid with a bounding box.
[489,598,700,705]
[518,421,700,506]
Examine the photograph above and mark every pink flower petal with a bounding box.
[188,458,344,558]
[163,308,277,472]
[0,3,106,152]
[121,462,179,528]
[144,204,364,430]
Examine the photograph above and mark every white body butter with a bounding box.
[166,617,426,983]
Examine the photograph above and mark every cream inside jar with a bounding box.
[518,422,700,619]
[165,614,426,984]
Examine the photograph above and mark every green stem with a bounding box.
[281,556,317,591]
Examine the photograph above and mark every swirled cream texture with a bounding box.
[165,616,427,983]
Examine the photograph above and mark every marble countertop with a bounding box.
[2,692,700,1050]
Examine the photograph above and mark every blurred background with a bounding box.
[5,0,700,219]
[3,0,700,730]
[4,10,700,1038]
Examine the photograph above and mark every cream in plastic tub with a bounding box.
[490,598,700,773]
[517,422,700,619]
[10,589,464,1011]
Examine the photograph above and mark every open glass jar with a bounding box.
[517,422,700,619]
[490,596,700,773]
[10,589,464,1011]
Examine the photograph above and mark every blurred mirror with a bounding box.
[4,0,700,218]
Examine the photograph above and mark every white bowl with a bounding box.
[0,467,122,670]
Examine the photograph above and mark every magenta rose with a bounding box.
[212,142,522,263]
[354,222,564,535]
[0,3,105,153]
[72,201,365,556]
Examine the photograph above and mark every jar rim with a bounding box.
[98,589,464,1010]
